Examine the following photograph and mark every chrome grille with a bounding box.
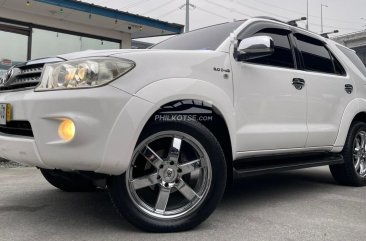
[0,64,44,92]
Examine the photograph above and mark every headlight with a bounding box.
[35,57,135,91]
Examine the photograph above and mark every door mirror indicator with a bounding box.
[235,36,274,61]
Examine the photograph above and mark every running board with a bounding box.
[233,153,344,178]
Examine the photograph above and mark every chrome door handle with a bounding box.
[345,84,353,94]
[292,78,305,90]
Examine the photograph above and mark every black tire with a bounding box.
[40,169,97,192]
[330,121,366,186]
[108,120,227,232]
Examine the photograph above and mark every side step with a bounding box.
[233,153,344,178]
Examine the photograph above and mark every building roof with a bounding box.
[333,30,366,49]
[0,0,184,38]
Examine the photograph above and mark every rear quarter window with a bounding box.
[337,45,366,78]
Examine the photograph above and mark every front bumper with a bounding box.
[0,86,139,173]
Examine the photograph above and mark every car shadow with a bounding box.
[221,167,339,210]
[4,187,138,232]
[2,167,344,234]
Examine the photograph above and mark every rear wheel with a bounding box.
[108,121,227,232]
[330,121,366,186]
[40,169,97,192]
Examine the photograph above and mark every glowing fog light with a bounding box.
[58,119,75,141]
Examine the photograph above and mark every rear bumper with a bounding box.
[0,85,149,174]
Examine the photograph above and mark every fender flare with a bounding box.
[97,78,236,175]
[332,98,363,152]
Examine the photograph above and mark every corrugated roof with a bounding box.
[35,0,184,34]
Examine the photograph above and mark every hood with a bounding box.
[56,49,156,61]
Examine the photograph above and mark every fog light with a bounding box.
[58,119,75,141]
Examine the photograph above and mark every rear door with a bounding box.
[293,32,354,148]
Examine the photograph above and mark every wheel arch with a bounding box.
[98,78,236,177]
[333,98,366,152]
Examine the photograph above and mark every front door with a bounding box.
[232,27,308,154]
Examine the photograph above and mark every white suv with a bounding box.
[1,17,366,232]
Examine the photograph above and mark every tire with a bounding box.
[40,169,97,192]
[330,121,366,186]
[108,120,227,232]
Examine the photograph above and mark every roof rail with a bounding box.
[254,16,307,27]
[320,30,339,39]
[253,16,287,24]
[287,17,307,27]
[254,16,328,40]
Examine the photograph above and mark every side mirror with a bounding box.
[236,36,274,61]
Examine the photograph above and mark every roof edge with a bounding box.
[34,0,184,34]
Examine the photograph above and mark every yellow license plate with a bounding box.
[0,103,11,125]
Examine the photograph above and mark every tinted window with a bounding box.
[152,21,245,50]
[337,45,366,78]
[246,29,295,69]
[295,34,334,74]
[331,53,346,76]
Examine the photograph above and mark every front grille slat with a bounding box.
[0,121,33,137]
[20,67,43,75]
[0,63,44,92]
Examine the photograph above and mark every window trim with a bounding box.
[235,20,348,76]
[237,21,292,40]
[293,32,347,77]
[328,49,347,76]
[289,33,304,70]
[237,22,298,70]
[288,33,299,69]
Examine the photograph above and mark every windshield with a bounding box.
[152,20,246,51]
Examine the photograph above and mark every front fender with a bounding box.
[98,78,236,175]
[135,78,236,155]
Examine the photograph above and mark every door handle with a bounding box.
[345,84,353,94]
[292,78,305,90]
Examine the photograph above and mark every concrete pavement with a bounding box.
[0,167,365,241]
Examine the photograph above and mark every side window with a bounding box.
[295,34,334,74]
[246,28,295,69]
[337,45,366,78]
[331,53,346,76]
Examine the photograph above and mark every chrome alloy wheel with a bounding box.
[126,131,212,219]
[353,131,366,177]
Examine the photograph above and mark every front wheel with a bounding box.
[108,120,227,232]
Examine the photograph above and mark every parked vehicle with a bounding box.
[1,17,366,232]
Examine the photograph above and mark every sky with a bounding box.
[84,0,366,43]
